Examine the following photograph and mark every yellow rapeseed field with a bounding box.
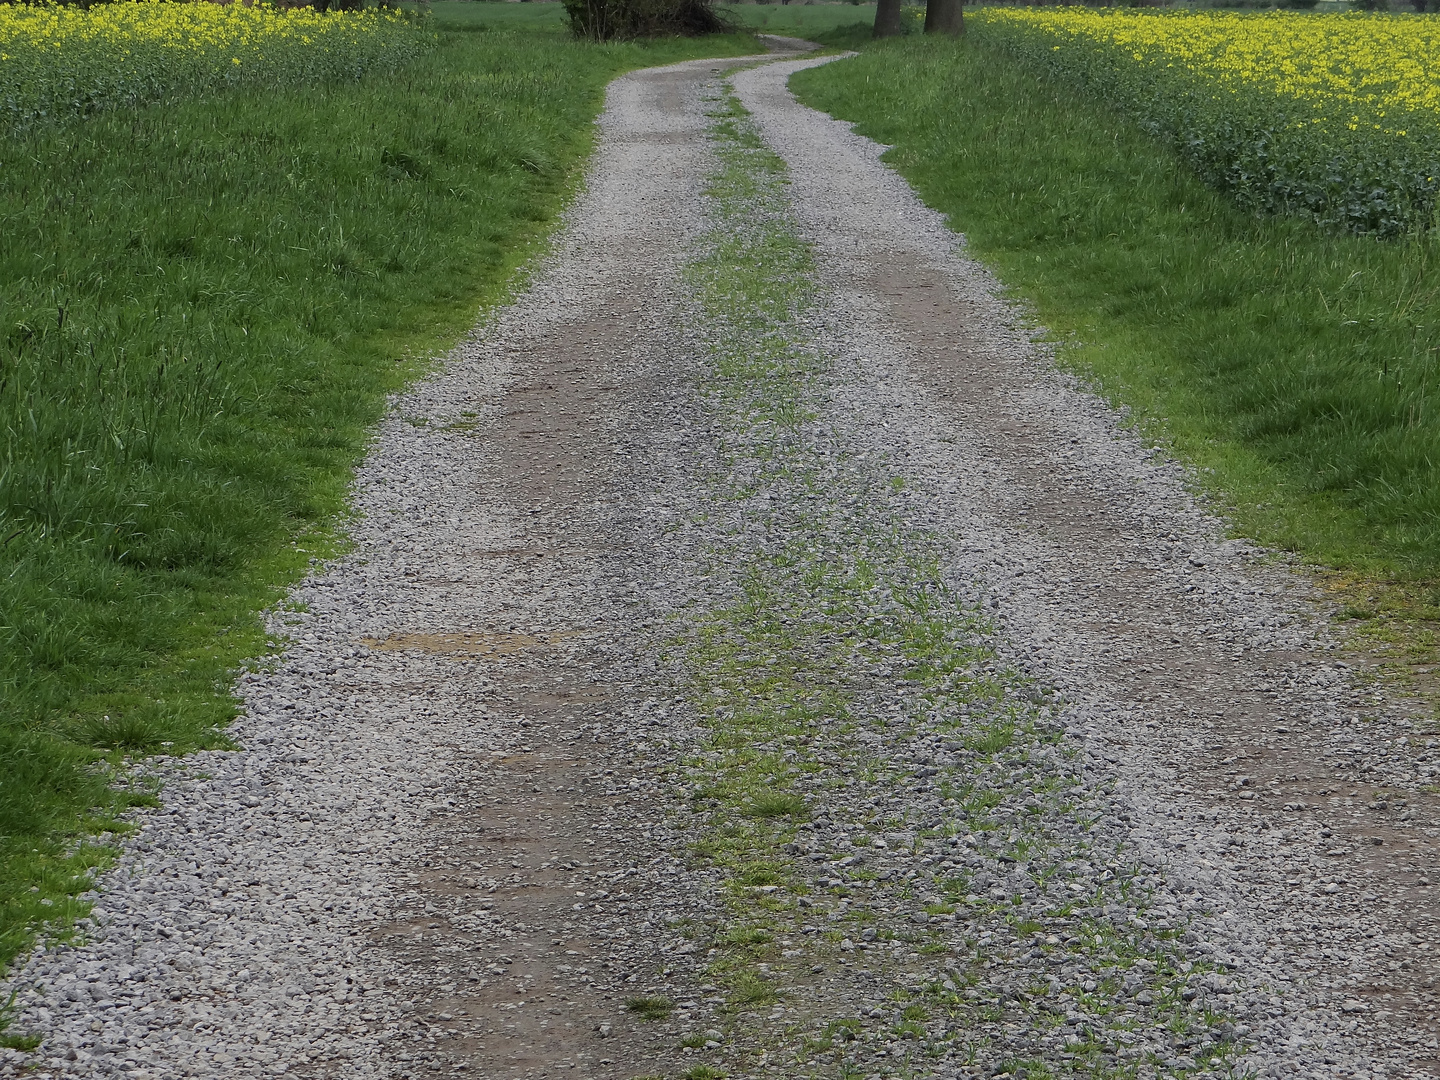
[1,0,427,132]
[974,9,1440,235]
[0,2,411,64]
[978,8,1440,131]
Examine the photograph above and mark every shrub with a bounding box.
[563,0,731,42]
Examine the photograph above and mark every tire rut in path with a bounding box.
[361,56,763,1080]
[0,54,756,1080]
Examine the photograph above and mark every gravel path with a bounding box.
[2,47,1438,1080]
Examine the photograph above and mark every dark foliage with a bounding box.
[563,0,732,41]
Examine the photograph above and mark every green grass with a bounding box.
[0,8,758,981]
[791,36,1440,581]
[720,1,876,41]
[625,994,677,1020]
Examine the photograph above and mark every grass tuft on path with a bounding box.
[0,3,758,980]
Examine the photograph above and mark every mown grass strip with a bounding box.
[0,4,759,981]
[790,35,1440,652]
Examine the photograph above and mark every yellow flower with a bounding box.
[2,0,428,132]
[977,8,1440,135]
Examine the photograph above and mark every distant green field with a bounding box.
[722,2,876,38]
[424,0,878,40]
[426,0,571,29]
[423,1,878,45]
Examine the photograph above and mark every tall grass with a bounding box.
[0,5,757,978]
[791,37,1440,575]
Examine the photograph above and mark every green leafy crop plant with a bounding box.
[0,2,430,134]
[971,9,1440,240]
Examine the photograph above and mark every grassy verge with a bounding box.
[790,35,1440,681]
[0,4,758,987]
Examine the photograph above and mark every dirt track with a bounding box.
[2,46,1439,1080]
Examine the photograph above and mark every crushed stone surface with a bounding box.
[1,46,1437,1080]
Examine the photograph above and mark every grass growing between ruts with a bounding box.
[791,34,1440,677]
[673,83,1242,1079]
[0,4,758,980]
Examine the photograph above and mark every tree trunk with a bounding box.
[924,0,963,36]
[873,0,904,38]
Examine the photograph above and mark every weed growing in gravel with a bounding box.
[745,791,809,819]
[625,994,677,1021]
[0,994,39,1052]
[673,79,1252,1079]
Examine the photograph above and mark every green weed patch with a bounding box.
[626,994,677,1021]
